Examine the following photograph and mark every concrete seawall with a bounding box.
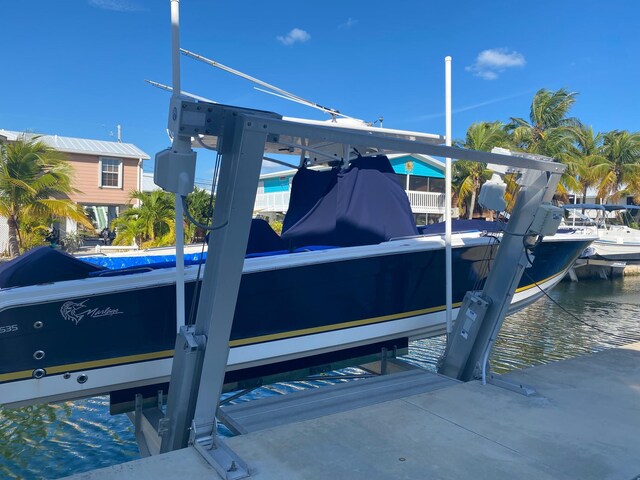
[566,262,640,281]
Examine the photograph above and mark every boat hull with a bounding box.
[0,234,593,407]
[589,238,640,263]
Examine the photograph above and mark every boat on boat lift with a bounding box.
[0,151,593,408]
[0,41,594,410]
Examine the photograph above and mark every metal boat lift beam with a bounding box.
[174,99,565,175]
[437,168,562,381]
[158,100,566,472]
[159,109,270,477]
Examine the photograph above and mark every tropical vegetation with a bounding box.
[111,190,176,248]
[453,88,640,218]
[111,187,217,248]
[0,136,93,257]
[185,187,215,243]
[454,121,512,218]
[4,88,639,256]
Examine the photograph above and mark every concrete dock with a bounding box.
[66,342,640,480]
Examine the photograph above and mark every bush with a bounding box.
[269,220,283,235]
[61,231,85,253]
[20,225,50,252]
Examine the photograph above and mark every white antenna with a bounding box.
[145,79,217,103]
[171,0,185,333]
[180,48,358,121]
[117,124,122,143]
[253,87,337,115]
[445,56,453,340]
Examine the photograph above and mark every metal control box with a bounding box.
[529,204,564,236]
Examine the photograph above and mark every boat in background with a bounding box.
[0,155,594,408]
[563,204,640,263]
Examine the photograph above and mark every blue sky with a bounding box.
[2,1,639,188]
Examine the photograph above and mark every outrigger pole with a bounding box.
[145,79,217,104]
[180,48,356,122]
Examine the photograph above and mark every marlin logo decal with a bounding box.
[60,299,123,325]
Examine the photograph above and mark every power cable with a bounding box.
[522,268,632,343]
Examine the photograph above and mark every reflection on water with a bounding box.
[407,275,640,373]
[2,276,640,479]
[0,398,138,479]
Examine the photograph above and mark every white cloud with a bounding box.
[466,48,526,80]
[477,70,499,81]
[88,0,144,12]
[339,18,358,29]
[476,49,526,68]
[277,28,311,46]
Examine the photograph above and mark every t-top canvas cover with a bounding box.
[282,155,418,248]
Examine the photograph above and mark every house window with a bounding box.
[99,158,123,188]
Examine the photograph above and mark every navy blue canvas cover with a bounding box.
[0,246,106,288]
[246,218,288,254]
[206,218,288,255]
[281,168,339,234]
[282,155,419,248]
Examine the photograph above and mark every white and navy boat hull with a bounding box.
[0,232,592,407]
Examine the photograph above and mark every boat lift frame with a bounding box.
[151,97,565,478]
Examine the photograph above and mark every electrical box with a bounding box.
[437,291,491,378]
[529,204,564,236]
[154,147,196,196]
[478,174,507,212]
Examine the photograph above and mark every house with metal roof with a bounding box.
[0,129,149,252]
[255,153,458,224]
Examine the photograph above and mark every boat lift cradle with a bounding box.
[146,96,565,478]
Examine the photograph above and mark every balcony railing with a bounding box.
[406,191,445,214]
[254,190,457,217]
[254,191,291,213]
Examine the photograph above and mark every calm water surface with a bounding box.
[2,276,640,479]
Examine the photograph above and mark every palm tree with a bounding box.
[454,121,511,218]
[185,187,214,243]
[508,88,583,202]
[509,88,580,157]
[113,190,175,247]
[111,215,146,248]
[595,130,640,203]
[564,125,607,203]
[0,136,93,257]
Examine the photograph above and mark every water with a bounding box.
[0,398,138,479]
[407,275,640,373]
[2,276,640,479]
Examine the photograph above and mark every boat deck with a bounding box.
[64,342,640,480]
